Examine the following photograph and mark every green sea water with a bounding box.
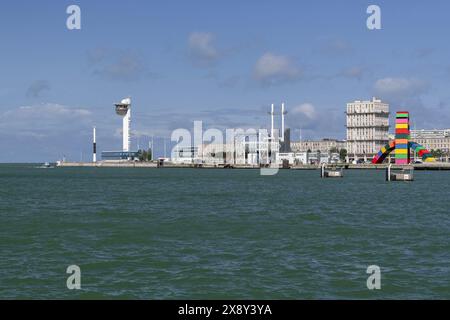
[0,164,449,299]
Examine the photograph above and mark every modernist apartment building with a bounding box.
[290,139,345,153]
[346,97,390,160]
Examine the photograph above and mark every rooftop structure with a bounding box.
[411,129,450,139]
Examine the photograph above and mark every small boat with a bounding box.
[36,162,55,169]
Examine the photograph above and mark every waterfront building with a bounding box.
[290,139,345,153]
[196,143,233,165]
[346,97,389,160]
[101,151,140,161]
[171,146,199,164]
[411,129,450,154]
[276,151,340,165]
[411,129,450,139]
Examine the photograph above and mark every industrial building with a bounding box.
[171,103,292,166]
[346,97,390,161]
[171,146,200,164]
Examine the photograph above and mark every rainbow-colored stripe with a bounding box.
[395,111,410,165]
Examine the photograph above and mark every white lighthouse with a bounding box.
[115,97,131,152]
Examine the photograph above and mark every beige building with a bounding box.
[346,97,389,159]
[290,139,345,153]
[411,129,450,153]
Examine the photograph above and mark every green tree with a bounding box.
[339,148,348,162]
[329,147,339,154]
[137,149,148,162]
[431,149,444,159]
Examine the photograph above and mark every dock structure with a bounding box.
[386,164,414,181]
[320,163,344,178]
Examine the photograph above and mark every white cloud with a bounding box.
[253,52,302,86]
[5,104,91,118]
[373,77,428,98]
[0,103,92,138]
[339,66,364,80]
[188,32,219,66]
[291,103,317,120]
[320,39,352,54]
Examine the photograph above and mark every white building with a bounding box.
[346,97,389,160]
[291,139,345,153]
[172,146,200,164]
[411,129,450,153]
[411,129,450,139]
[276,152,340,165]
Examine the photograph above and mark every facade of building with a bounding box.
[411,129,450,153]
[276,152,340,165]
[346,97,389,159]
[197,142,255,165]
[171,146,199,164]
[290,139,345,153]
[411,129,450,139]
[279,128,291,153]
[101,151,140,161]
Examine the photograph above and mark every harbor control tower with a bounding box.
[115,97,131,152]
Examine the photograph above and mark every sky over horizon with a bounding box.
[1,0,450,162]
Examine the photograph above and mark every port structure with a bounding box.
[115,97,131,152]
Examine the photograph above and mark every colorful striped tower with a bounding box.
[395,111,410,165]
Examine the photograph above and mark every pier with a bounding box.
[320,163,344,178]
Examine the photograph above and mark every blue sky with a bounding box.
[1,0,450,162]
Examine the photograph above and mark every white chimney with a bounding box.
[281,103,285,142]
[92,126,97,163]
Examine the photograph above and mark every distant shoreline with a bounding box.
[53,162,450,170]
